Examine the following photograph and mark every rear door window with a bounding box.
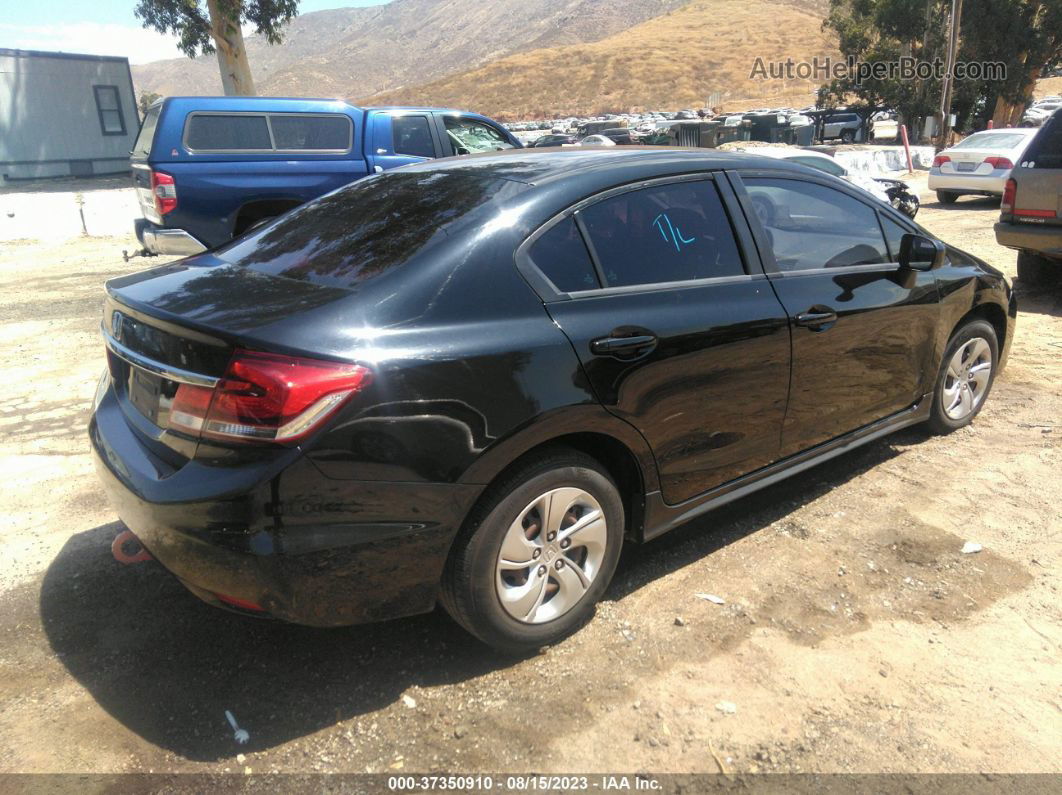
[392,115,436,158]
[578,180,745,287]
[742,178,888,270]
[185,114,272,150]
[132,105,160,157]
[269,115,351,151]
[1024,115,1062,167]
[528,217,600,292]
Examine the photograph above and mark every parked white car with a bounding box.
[578,134,617,146]
[1022,101,1062,126]
[735,147,892,203]
[928,128,1040,203]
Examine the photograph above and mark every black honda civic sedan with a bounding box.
[90,148,1016,653]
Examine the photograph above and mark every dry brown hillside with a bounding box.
[133,0,691,100]
[361,0,838,118]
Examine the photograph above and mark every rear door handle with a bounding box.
[795,308,838,329]
[590,334,657,358]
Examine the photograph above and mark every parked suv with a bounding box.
[130,97,520,256]
[821,112,863,143]
[994,109,1062,284]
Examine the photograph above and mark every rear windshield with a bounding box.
[217,170,528,289]
[1024,114,1062,168]
[952,132,1028,150]
[132,106,160,158]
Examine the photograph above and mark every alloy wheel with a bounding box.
[495,487,608,624]
[942,337,993,420]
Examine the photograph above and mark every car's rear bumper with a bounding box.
[928,170,1008,195]
[89,385,482,627]
[994,221,1062,260]
[134,218,207,257]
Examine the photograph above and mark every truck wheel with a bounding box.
[440,447,624,655]
[1017,251,1055,286]
[936,191,958,205]
[840,130,855,143]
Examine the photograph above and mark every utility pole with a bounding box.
[937,0,964,148]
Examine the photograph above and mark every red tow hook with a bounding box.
[111,529,153,564]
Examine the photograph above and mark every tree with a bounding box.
[820,0,951,140]
[960,0,1062,127]
[139,91,162,115]
[821,0,1062,138]
[134,0,300,96]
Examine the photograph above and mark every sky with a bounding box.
[0,0,389,64]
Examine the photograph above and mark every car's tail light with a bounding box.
[932,155,950,167]
[1001,178,1016,213]
[214,592,264,612]
[983,156,1014,169]
[151,171,177,215]
[168,349,371,444]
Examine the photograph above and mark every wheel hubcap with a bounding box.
[495,487,608,624]
[942,337,992,420]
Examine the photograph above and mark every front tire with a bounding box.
[936,190,958,205]
[440,448,624,654]
[927,320,998,434]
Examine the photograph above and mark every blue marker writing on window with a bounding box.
[652,213,696,252]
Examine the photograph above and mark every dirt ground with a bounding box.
[0,175,1059,779]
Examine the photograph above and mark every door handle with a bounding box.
[795,308,838,330]
[590,333,657,358]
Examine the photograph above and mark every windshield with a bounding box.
[217,169,528,289]
[952,132,1028,150]
[132,106,161,158]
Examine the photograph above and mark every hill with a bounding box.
[132,0,691,99]
[361,0,837,118]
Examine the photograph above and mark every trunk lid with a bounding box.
[103,257,352,464]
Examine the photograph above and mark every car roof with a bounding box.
[399,146,809,187]
[961,127,1038,136]
[160,97,483,116]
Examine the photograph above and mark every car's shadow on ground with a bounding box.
[1014,278,1062,317]
[924,195,1001,211]
[40,429,918,761]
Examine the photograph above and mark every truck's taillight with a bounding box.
[1001,178,1016,213]
[983,156,1013,169]
[168,350,371,444]
[932,155,950,167]
[151,171,177,215]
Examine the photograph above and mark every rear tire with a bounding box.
[440,448,624,655]
[1017,251,1055,286]
[936,190,958,205]
[927,320,998,435]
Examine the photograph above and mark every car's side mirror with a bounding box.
[898,233,946,271]
[455,146,470,155]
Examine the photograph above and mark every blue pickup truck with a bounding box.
[130,96,521,256]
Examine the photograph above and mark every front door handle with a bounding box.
[590,333,657,358]
[795,308,838,330]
